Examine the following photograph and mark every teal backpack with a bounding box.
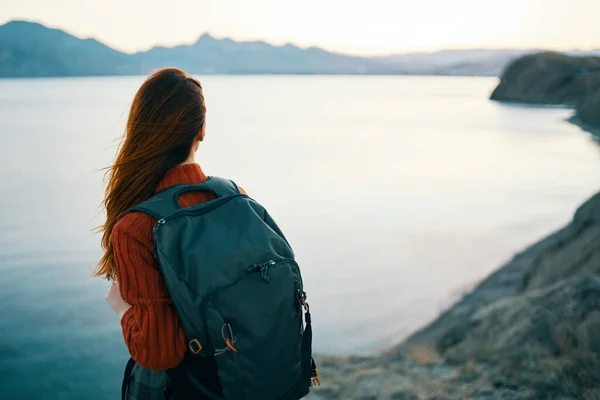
[121,177,318,400]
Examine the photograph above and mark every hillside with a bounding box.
[0,20,139,77]
[310,189,600,399]
[132,33,381,75]
[490,52,600,136]
[3,20,595,78]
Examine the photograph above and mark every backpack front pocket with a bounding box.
[204,261,303,400]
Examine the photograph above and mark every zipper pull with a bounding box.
[260,260,276,283]
[246,260,275,283]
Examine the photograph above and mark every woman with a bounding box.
[97,68,245,395]
[98,68,315,400]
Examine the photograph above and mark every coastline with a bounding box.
[308,75,600,397]
[305,61,600,397]
[491,99,573,109]
[568,114,600,140]
[492,99,600,140]
[488,52,600,140]
[309,188,600,399]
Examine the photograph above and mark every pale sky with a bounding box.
[1,0,599,55]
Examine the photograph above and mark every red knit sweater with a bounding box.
[113,163,245,370]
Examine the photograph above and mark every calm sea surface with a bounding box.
[1,75,600,399]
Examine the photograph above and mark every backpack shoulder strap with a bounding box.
[129,176,241,220]
[121,357,137,400]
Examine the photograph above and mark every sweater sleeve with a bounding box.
[113,213,188,371]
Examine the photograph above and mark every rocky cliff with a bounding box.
[310,190,600,399]
[491,52,600,137]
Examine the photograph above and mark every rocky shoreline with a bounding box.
[307,181,600,399]
[489,52,600,139]
[304,51,600,399]
[569,113,600,140]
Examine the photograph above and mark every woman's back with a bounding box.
[99,68,315,400]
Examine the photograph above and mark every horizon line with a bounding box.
[3,18,600,58]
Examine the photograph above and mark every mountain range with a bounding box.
[1,20,599,78]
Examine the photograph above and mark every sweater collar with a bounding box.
[155,163,208,192]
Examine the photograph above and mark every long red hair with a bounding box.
[96,68,206,280]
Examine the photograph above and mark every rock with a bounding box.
[392,191,600,398]
[490,52,600,105]
[570,89,600,138]
[444,274,600,359]
[390,393,418,400]
[305,388,340,399]
[396,221,565,353]
[489,51,600,135]
[473,388,494,397]
[400,192,600,350]
[575,311,600,353]
[521,191,600,291]
[578,90,600,128]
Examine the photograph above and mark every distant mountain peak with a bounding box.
[0,19,51,33]
[2,19,41,27]
[195,33,216,44]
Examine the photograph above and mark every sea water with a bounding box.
[1,75,599,399]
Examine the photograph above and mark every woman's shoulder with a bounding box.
[113,211,156,242]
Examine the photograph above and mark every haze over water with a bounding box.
[1,75,599,399]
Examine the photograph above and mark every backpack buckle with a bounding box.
[189,338,203,354]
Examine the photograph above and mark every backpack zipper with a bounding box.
[152,218,166,259]
[208,258,297,296]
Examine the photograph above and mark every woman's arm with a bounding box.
[112,213,188,371]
